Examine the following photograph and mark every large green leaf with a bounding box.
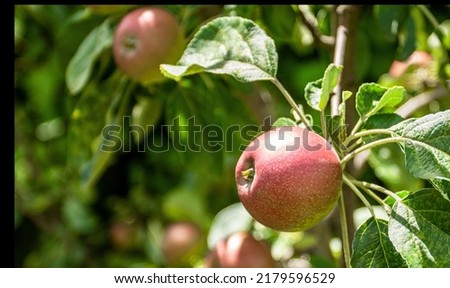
[160,16,278,83]
[304,64,342,111]
[352,217,407,267]
[356,83,405,119]
[388,189,450,267]
[66,20,113,95]
[389,110,450,181]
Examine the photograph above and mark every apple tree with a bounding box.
[15,5,450,267]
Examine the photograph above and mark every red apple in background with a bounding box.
[389,50,432,78]
[161,221,203,266]
[205,231,275,268]
[113,7,184,84]
[109,221,137,250]
[235,126,342,232]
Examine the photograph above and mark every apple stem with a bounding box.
[241,168,255,182]
[337,189,351,268]
[340,136,405,166]
[271,78,312,130]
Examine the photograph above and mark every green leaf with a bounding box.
[388,189,450,267]
[429,178,450,201]
[352,217,407,267]
[66,20,113,95]
[160,16,278,83]
[389,110,450,181]
[304,64,343,111]
[363,113,404,142]
[364,113,404,130]
[272,117,296,128]
[207,203,253,249]
[384,190,410,207]
[356,83,405,119]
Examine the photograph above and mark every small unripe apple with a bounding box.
[235,126,342,232]
[206,231,275,268]
[161,222,203,266]
[113,7,184,84]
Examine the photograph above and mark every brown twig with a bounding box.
[395,85,449,118]
[329,5,361,267]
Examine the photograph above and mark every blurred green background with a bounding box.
[14,5,450,267]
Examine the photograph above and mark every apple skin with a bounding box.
[161,221,203,266]
[113,7,184,84]
[235,126,342,232]
[205,231,275,268]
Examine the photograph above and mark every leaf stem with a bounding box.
[350,178,402,202]
[337,188,351,268]
[343,128,392,147]
[320,110,328,139]
[345,138,362,153]
[349,118,363,137]
[271,78,312,130]
[343,175,376,218]
[340,136,405,166]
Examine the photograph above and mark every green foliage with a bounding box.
[390,110,450,181]
[161,16,278,82]
[66,19,113,95]
[304,64,343,111]
[352,217,407,268]
[389,189,450,267]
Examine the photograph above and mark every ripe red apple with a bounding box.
[161,221,203,266]
[113,7,184,84]
[235,126,342,232]
[205,231,275,268]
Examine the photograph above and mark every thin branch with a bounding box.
[343,175,375,218]
[395,86,449,118]
[341,137,405,165]
[350,178,402,202]
[330,5,358,117]
[344,128,392,147]
[271,78,312,130]
[337,190,351,268]
[297,5,335,49]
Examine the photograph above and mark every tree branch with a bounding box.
[297,5,335,49]
[395,85,449,118]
